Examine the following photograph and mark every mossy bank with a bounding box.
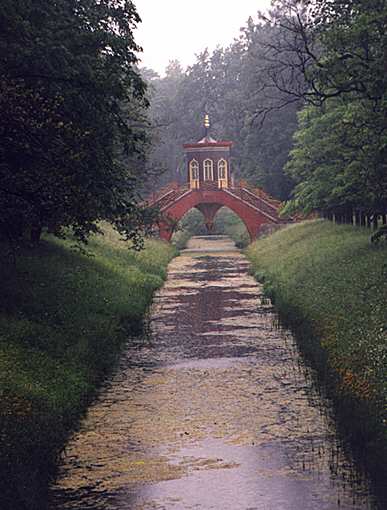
[246,220,387,498]
[0,228,177,509]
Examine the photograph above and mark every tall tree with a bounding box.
[257,0,387,107]
[0,0,149,243]
[260,0,387,217]
[285,98,387,216]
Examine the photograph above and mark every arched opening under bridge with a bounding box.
[171,207,249,249]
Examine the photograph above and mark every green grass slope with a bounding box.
[0,228,177,509]
[247,220,387,480]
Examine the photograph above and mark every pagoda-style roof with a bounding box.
[183,137,233,150]
[198,134,217,144]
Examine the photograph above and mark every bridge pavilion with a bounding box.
[183,114,233,190]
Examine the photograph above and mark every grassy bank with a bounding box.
[246,220,387,484]
[0,228,177,509]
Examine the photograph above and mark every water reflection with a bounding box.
[48,236,377,509]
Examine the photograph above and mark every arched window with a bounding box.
[218,159,227,180]
[189,159,199,181]
[218,159,228,188]
[204,159,214,180]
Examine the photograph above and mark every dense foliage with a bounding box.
[285,99,387,217]
[0,0,149,244]
[260,0,387,220]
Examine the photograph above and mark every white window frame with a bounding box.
[218,159,227,180]
[203,159,214,181]
[189,159,199,189]
[189,159,199,181]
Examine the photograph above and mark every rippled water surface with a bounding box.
[49,236,377,510]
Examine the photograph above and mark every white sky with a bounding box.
[135,0,271,75]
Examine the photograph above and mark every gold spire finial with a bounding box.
[204,113,210,129]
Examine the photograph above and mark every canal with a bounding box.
[48,236,377,509]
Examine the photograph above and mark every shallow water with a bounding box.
[48,236,377,509]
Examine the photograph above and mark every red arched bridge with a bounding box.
[147,180,288,242]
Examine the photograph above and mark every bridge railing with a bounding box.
[147,180,286,223]
[236,180,282,208]
[225,184,282,219]
[197,181,219,192]
[148,182,191,211]
[148,181,180,204]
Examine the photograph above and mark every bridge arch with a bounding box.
[158,188,274,242]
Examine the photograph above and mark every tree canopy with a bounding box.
[261,0,387,218]
[0,0,149,244]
